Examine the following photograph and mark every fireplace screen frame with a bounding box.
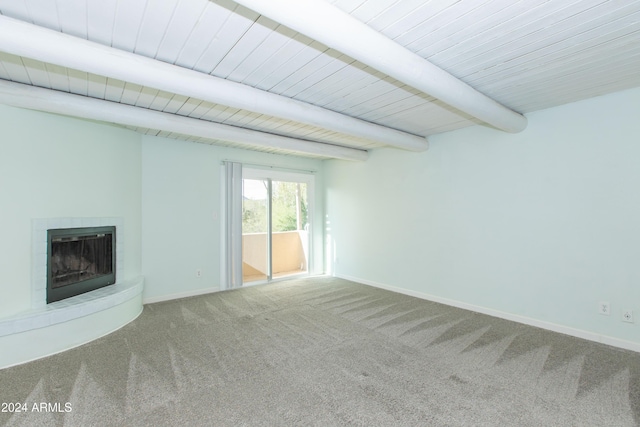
[46,226,116,304]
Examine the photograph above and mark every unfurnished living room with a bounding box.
[1,0,639,426]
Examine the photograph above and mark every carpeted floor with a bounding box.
[1,276,639,426]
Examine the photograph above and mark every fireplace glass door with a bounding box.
[47,226,116,303]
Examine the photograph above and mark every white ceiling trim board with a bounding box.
[0,80,368,162]
[231,0,528,133]
[0,15,427,152]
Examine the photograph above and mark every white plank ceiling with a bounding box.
[0,0,639,159]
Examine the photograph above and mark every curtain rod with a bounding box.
[221,160,317,174]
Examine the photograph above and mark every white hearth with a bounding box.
[0,217,143,369]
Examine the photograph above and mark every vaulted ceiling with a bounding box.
[0,0,639,160]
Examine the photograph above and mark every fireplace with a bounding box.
[47,226,116,303]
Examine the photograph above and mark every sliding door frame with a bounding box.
[243,167,315,285]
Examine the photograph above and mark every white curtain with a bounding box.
[221,161,243,290]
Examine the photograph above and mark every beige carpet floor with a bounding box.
[1,276,639,426]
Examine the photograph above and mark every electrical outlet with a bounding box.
[622,309,634,323]
[598,301,611,316]
[196,269,202,278]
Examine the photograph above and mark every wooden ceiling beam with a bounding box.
[0,80,369,161]
[231,0,528,133]
[0,15,427,152]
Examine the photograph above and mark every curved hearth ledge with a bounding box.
[0,276,144,369]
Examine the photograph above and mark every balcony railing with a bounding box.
[242,230,308,283]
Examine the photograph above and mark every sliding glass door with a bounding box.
[270,180,309,279]
[242,169,312,285]
[241,178,270,282]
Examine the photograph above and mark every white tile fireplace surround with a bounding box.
[0,217,144,369]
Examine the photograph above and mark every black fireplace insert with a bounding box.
[47,226,116,303]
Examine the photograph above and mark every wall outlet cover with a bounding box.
[598,301,611,316]
[622,309,634,323]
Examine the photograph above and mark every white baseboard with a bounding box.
[335,274,640,354]
[143,287,220,305]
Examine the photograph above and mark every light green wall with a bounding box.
[4,84,638,348]
[0,105,142,317]
[0,100,324,357]
[0,101,324,319]
[324,87,640,345]
[141,136,324,301]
